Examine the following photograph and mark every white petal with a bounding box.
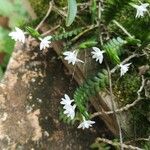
[64,94,70,101]
[77,123,83,129]
[39,36,51,50]
[9,27,25,43]
[132,3,149,18]
[63,50,84,65]
[44,36,52,41]
[91,47,104,64]
[92,47,101,52]
[60,94,74,105]
[78,118,95,129]
[119,63,131,76]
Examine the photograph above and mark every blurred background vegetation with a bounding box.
[0,0,29,79]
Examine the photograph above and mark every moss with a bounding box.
[114,72,150,138]
[28,0,93,28]
[29,0,50,19]
[130,100,150,138]
[54,0,67,7]
[114,73,141,106]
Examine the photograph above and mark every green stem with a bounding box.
[98,1,103,46]
[113,20,133,38]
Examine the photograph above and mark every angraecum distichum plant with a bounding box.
[8,0,150,149]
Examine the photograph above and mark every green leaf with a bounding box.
[79,39,98,49]
[126,37,141,46]
[66,0,77,27]
[26,26,40,39]
[103,37,125,64]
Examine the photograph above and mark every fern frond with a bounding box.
[52,28,83,41]
[103,37,126,64]
[74,70,108,119]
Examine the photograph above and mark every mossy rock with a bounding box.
[114,73,141,106]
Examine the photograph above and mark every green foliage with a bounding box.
[27,0,150,147]
[144,142,150,150]
[126,37,141,46]
[131,100,150,137]
[26,26,40,39]
[104,0,132,24]
[79,38,98,49]
[29,0,50,19]
[114,73,141,105]
[103,37,126,64]
[74,70,108,119]
[52,28,83,41]
[91,142,111,150]
[90,0,97,23]
[66,0,77,26]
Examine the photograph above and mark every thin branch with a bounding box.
[91,98,143,118]
[35,2,53,31]
[71,24,98,43]
[137,75,145,97]
[91,74,145,118]
[62,2,90,10]
[111,53,139,73]
[113,20,133,38]
[52,5,67,18]
[41,25,60,36]
[96,137,144,150]
[106,62,124,150]
[125,136,150,144]
[98,1,103,46]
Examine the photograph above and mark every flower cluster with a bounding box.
[64,46,131,77]
[63,50,84,65]
[60,94,76,120]
[91,47,105,64]
[60,94,95,129]
[78,116,95,129]
[9,27,52,51]
[8,2,149,131]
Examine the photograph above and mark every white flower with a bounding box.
[119,63,131,76]
[63,104,76,120]
[91,47,105,64]
[63,51,84,65]
[60,94,74,106]
[132,3,149,18]
[9,27,25,43]
[39,36,52,50]
[78,117,95,129]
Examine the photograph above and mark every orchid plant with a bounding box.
[8,0,150,137]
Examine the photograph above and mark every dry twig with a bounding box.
[35,2,53,31]
[96,137,144,150]
[91,74,145,118]
[106,62,124,150]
